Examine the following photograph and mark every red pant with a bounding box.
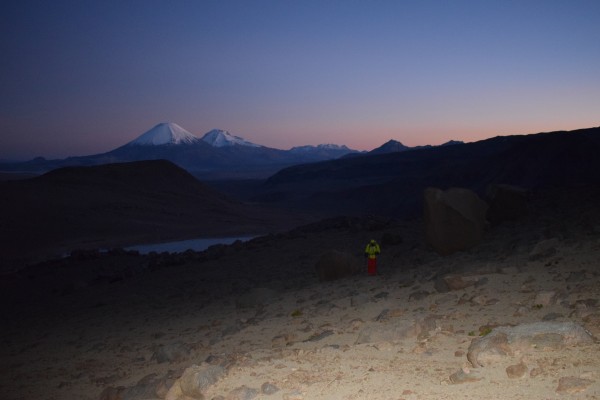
[367,258,377,276]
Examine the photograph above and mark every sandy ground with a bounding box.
[1,215,599,400]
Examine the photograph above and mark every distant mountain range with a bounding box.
[0,122,461,179]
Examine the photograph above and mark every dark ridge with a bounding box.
[260,127,600,217]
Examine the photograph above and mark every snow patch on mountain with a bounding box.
[290,144,350,152]
[201,129,261,148]
[127,122,200,146]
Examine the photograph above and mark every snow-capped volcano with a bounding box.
[201,129,261,148]
[127,122,200,146]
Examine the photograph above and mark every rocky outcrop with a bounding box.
[423,187,488,255]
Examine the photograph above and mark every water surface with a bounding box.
[124,236,256,254]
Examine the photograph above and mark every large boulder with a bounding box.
[315,250,362,281]
[486,184,530,226]
[424,187,489,255]
[467,321,593,367]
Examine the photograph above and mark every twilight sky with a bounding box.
[1,0,599,160]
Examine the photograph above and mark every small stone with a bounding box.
[556,376,594,394]
[261,382,280,395]
[226,385,259,400]
[454,350,465,357]
[506,362,528,379]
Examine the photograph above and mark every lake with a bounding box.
[124,236,256,254]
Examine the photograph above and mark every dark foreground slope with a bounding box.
[0,160,303,271]
[259,127,600,217]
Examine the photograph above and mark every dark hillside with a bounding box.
[0,160,297,271]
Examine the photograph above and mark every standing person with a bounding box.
[364,239,381,276]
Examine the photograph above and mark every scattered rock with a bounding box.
[423,187,488,255]
[556,376,594,394]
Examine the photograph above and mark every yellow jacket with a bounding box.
[365,241,381,259]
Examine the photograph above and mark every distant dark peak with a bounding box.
[441,140,464,146]
[370,139,410,154]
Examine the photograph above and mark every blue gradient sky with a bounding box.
[1,0,599,159]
